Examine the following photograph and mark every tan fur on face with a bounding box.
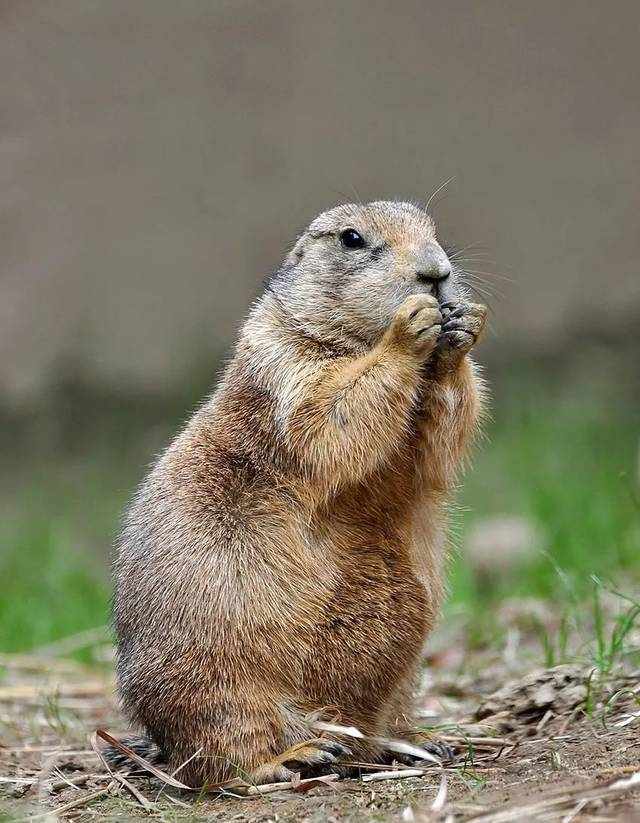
[113,200,487,786]
[276,201,457,350]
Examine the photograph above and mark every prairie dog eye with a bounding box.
[339,228,366,249]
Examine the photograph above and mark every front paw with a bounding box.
[384,294,442,360]
[437,301,487,364]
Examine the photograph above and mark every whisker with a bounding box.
[447,241,487,258]
[448,255,499,268]
[465,283,501,301]
[464,282,500,304]
[456,269,503,300]
[450,258,498,269]
[451,258,512,283]
[462,271,502,291]
[334,186,364,206]
[348,183,364,206]
[463,268,515,284]
[448,251,497,261]
[425,176,455,212]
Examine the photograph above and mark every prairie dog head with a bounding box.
[269,201,462,349]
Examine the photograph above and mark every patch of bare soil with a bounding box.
[1,616,639,822]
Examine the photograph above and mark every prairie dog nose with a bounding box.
[415,244,451,281]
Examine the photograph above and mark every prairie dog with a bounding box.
[113,200,487,786]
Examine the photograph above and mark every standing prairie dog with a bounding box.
[113,200,487,786]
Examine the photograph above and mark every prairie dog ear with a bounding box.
[285,234,307,265]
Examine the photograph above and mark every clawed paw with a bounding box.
[386,735,456,767]
[280,738,352,771]
[437,301,487,360]
[386,294,443,359]
[251,738,352,784]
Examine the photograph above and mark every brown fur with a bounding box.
[113,200,487,786]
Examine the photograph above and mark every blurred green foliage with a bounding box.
[451,370,639,609]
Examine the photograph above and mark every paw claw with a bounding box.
[313,739,353,758]
[441,319,468,333]
[436,300,487,364]
[387,737,456,767]
[277,738,351,773]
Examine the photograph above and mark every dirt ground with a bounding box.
[1,614,639,822]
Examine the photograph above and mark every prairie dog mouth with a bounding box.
[434,277,458,306]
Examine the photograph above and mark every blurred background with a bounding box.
[1,0,638,654]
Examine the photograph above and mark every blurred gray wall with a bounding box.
[2,0,639,404]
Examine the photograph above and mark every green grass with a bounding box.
[591,581,640,675]
[0,462,119,655]
[450,374,639,610]
[1,366,638,654]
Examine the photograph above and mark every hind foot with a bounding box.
[250,738,352,784]
[384,732,456,766]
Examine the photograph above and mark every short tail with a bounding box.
[100,735,163,772]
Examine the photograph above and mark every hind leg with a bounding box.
[159,694,352,787]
